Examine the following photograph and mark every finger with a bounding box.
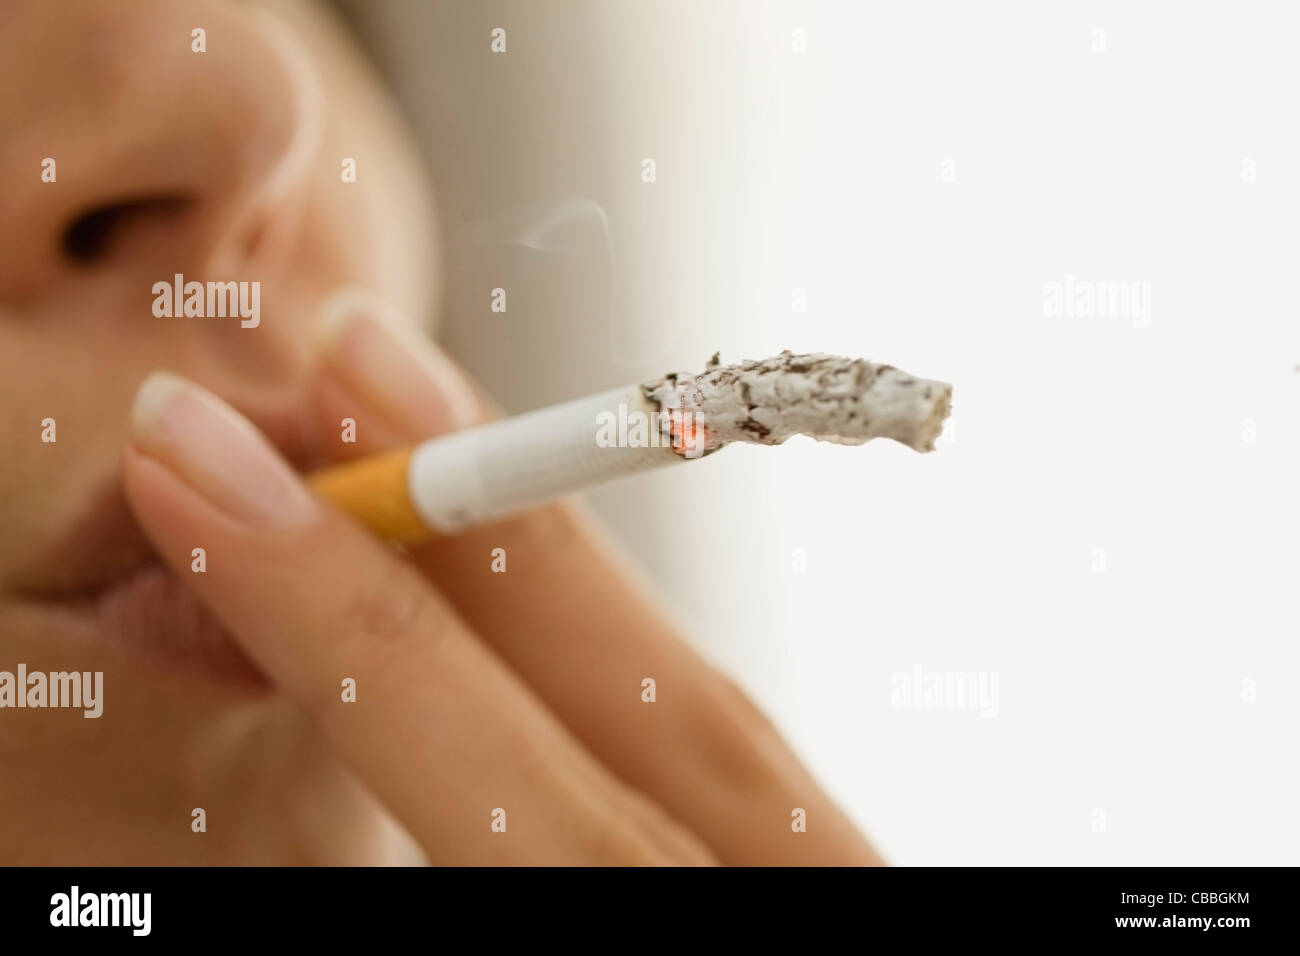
[122,370,713,865]
[308,286,484,456]
[310,295,883,865]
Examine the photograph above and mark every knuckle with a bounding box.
[329,564,456,693]
[299,564,449,720]
[692,673,787,792]
[341,565,434,648]
[714,672,781,737]
[621,789,717,866]
[590,806,669,866]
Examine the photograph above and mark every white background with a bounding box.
[340,0,1299,864]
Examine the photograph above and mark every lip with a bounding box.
[16,479,158,601]
[15,482,263,685]
[25,560,267,685]
[12,387,320,684]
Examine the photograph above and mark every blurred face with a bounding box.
[0,0,436,862]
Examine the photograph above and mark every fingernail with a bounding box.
[314,287,480,436]
[131,371,316,528]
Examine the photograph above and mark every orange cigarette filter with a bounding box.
[308,448,429,544]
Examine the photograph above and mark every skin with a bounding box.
[0,0,882,865]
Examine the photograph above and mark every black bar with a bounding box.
[0,866,1282,944]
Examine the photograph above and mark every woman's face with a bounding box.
[0,0,436,862]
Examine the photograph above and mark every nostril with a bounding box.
[63,194,193,263]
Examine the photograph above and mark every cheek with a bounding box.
[292,117,442,333]
[270,0,442,328]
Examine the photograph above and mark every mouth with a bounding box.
[12,392,320,686]
[15,479,266,684]
[24,558,267,685]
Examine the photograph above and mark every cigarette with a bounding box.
[308,350,953,542]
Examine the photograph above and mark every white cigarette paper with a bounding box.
[407,383,665,532]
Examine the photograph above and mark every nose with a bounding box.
[0,0,320,305]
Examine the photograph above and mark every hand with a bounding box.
[122,292,882,865]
